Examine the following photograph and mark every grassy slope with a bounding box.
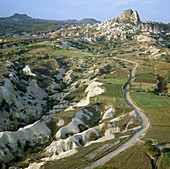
[95,145,153,169]
[44,69,133,168]
[130,91,170,142]
[51,49,88,57]
[43,138,124,169]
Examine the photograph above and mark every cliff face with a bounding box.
[116,9,141,25]
[116,9,170,33]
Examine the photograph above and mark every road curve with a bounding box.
[85,59,150,169]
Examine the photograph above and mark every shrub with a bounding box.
[78,124,88,132]
[87,132,98,142]
[144,140,153,146]
[148,145,158,152]
[27,147,33,154]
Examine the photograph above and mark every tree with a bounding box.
[7,118,11,130]
[112,43,116,48]
[25,117,28,124]
[162,79,168,91]
[144,140,153,146]
[59,79,65,89]
[14,116,18,130]
[36,110,38,117]
[167,71,170,82]
[32,39,36,44]
[152,63,155,74]
[29,113,33,124]
[19,115,22,125]
[149,145,158,152]
[90,47,94,52]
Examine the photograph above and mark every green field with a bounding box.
[96,145,153,169]
[130,91,170,142]
[135,73,156,79]
[103,83,124,97]
[130,92,170,108]
[90,96,130,108]
[90,78,130,108]
[51,49,88,57]
[1,44,49,53]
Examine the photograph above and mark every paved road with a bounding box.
[85,59,150,169]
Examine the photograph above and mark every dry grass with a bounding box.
[42,138,122,169]
[143,126,170,143]
[96,144,153,169]
[155,62,170,78]
[144,108,170,126]
[106,68,129,78]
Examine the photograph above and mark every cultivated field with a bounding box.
[135,73,156,80]
[130,92,170,109]
[91,77,131,108]
[130,91,170,143]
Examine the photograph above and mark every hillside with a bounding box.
[0,9,170,169]
[0,13,35,22]
[0,14,101,37]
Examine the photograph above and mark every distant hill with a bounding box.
[78,18,101,24]
[65,19,78,23]
[0,14,100,25]
[0,13,37,22]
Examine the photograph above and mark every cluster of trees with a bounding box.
[144,140,158,152]
[7,113,34,131]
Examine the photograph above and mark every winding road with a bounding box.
[85,59,150,169]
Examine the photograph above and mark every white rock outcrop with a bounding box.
[55,108,94,139]
[102,108,115,120]
[0,78,21,107]
[63,70,74,84]
[0,120,51,164]
[46,127,100,156]
[23,65,36,76]
[57,119,65,127]
[76,81,104,107]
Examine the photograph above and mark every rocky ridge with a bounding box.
[55,9,170,42]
